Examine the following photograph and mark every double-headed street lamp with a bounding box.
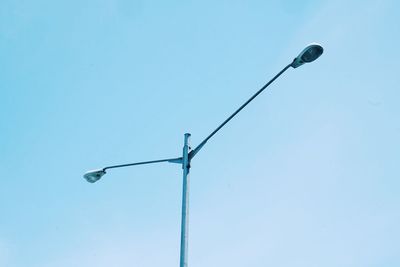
[84,43,323,267]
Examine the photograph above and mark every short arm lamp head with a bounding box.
[84,169,106,183]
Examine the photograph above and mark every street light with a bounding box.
[83,43,323,267]
[291,43,324,68]
[84,169,106,183]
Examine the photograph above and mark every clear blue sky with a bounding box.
[1,0,399,266]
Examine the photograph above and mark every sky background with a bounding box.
[1,0,399,266]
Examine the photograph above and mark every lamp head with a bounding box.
[84,169,106,183]
[291,43,323,68]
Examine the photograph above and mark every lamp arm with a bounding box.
[103,156,183,171]
[189,62,292,160]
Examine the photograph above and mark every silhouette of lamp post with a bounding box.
[84,43,324,267]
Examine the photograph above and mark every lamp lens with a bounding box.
[301,46,323,63]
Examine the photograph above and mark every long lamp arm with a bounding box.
[189,62,292,160]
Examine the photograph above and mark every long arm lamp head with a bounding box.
[291,43,324,68]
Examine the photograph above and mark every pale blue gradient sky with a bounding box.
[1,0,399,266]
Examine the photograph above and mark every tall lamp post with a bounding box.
[83,43,323,267]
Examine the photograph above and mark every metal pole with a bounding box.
[179,133,191,267]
